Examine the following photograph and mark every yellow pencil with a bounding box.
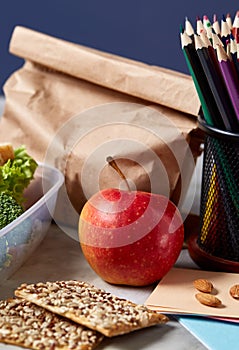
[200,163,218,243]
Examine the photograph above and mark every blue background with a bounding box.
[0,0,239,94]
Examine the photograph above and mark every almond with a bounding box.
[195,293,222,307]
[229,284,239,299]
[193,279,213,293]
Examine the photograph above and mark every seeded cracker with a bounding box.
[0,298,103,350]
[15,280,168,337]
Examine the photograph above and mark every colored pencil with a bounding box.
[180,12,239,255]
[232,10,239,44]
[180,29,222,127]
[232,10,239,27]
[216,43,239,123]
[195,30,239,206]
[181,12,239,133]
[228,34,239,78]
[184,17,194,38]
[200,164,219,244]
[199,30,212,47]
[194,34,239,131]
[199,31,228,83]
[196,16,205,35]
[211,31,223,49]
[221,14,231,46]
[203,15,213,42]
[226,13,233,30]
[212,14,221,36]
[203,15,211,30]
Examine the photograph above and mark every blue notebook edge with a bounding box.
[175,315,239,350]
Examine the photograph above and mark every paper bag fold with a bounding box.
[9,26,200,116]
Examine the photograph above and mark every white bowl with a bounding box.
[0,162,64,284]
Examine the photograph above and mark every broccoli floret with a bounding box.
[0,192,24,229]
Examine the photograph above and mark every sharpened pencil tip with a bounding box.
[213,14,218,22]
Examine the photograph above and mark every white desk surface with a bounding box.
[0,224,206,350]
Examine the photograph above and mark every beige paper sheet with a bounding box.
[145,268,239,319]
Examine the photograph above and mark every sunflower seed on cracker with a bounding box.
[0,298,103,350]
[15,280,168,337]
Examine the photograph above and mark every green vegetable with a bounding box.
[0,145,38,230]
[0,145,38,204]
[0,192,24,229]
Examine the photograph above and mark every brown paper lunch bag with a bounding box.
[0,26,203,230]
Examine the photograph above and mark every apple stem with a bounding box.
[106,156,131,191]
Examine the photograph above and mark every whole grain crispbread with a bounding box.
[0,298,103,350]
[15,280,168,337]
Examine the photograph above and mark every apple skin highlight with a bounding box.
[79,188,184,286]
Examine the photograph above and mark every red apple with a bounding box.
[79,188,184,286]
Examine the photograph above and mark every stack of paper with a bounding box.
[145,268,239,350]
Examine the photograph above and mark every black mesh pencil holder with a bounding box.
[188,117,239,272]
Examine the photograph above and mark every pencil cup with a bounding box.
[188,117,239,272]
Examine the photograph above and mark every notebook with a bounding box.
[177,315,239,350]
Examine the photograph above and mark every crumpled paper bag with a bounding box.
[0,26,203,230]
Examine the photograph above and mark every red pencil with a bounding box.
[196,16,205,35]
[232,10,239,43]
